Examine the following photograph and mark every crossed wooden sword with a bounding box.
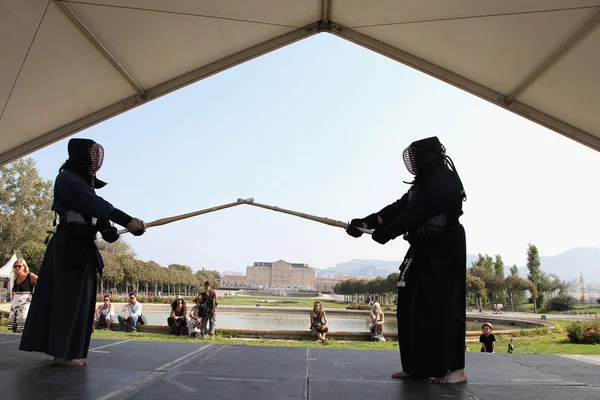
[116,198,372,236]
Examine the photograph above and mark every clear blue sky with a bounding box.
[27,34,600,274]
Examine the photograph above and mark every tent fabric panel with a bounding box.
[518,24,600,137]
[0,1,137,152]
[68,1,304,89]
[0,21,320,165]
[353,8,597,95]
[70,0,322,27]
[331,24,600,152]
[0,0,50,118]
[330,0,600,27]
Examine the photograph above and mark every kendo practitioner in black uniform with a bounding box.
[346,137,468,384]
[19,138,146,366]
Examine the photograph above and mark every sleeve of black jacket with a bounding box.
[382,168,462,239]
[376,193,409,223]
[57,169,133,227]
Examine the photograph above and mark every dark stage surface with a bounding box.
[1,333,599,399]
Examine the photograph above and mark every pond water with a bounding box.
[142,312,522,332]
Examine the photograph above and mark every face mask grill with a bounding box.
[403,146,417,175]
[90,143,104,172]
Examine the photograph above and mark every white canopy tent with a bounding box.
[1,0,599,165]
[0,254,17,300]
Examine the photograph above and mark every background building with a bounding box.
[315,278,338,293]
[219,275,247,289]
[246,260,315,290]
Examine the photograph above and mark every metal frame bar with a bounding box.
[0,22,320,165]
[505,9,600,103]
[54,0,145,95]
[330,23,600,152]
[322,0,330,23]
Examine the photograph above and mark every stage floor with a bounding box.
[1,333,599,399]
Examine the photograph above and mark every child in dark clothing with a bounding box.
[480,322,496,353]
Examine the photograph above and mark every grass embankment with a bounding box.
[0,319,556,355]
[84,319,599,355]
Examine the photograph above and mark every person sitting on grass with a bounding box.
[310,301,328,342]
[117,292,143,332]
[369,302,386,341]
[94,295,115,331]
[188,295,203,337]
[167,295,188,336]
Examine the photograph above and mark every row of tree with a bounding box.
[467,245,569,312]
[333,274,399,305]
[0,158,219,297]
[332,244,573,313]
[97,240,220,296]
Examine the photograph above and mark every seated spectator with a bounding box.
[118,292,143,332]
[9,258,37,332]
[369,302,386,341]
[94,295,115,330]
[188,295,203,337]
[310,301,328,342]
[167,295,188,336]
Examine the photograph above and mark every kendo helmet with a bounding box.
[67,138,107,188]
[402,136,446,176]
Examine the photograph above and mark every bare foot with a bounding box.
[391,371,411,379]
[53,357,88,366]
[431,369,467,384]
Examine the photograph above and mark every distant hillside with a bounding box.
[317,255,479,279]
[317,248,600,283]
[316,259,402,279]
[513,247,600,282]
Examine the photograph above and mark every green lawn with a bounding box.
[86,320,599,355]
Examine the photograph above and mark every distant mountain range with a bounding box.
[315,247,600,284]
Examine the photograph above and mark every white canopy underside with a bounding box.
[1,0,600,164]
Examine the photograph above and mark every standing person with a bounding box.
[346,136,468,384]
[19,138,146,366]
[9,258,37,331]
[200,281,218,339]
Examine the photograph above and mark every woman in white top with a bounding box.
[369,302,385,338]
[94,295,115,330]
